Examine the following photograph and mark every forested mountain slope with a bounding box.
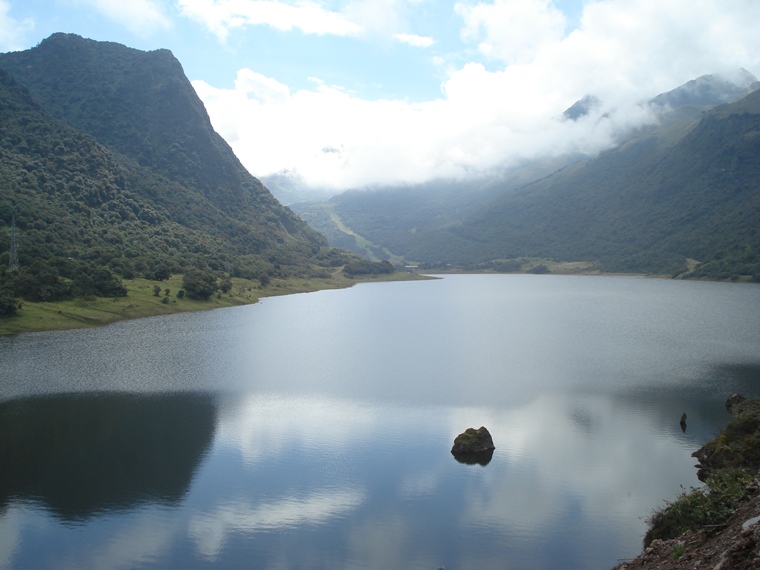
[292,154,585,261]
[296,73,760,279]
[408,88,760,277]
[0,34,359,306]
[0,33,323,254]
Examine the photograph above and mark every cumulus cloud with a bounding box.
[178,0,362,41]
[456,0,567,63]
[0,0,33,51]
[83,0,172,35]
[194,0,760,190]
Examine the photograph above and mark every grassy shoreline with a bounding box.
[0,271,429,336]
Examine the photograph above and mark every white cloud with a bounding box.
[0,0,33,51]
[178,0,363,41]
[84,0,173,35]
[195,0,760,190]
[456,0,567,63]
[234,67,291,103]
[392,32,434,47]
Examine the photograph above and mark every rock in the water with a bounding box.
[451,426,495,454]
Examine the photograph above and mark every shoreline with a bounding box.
[0,271,430,336]
[2,268,754,336]
[616,397,760,569]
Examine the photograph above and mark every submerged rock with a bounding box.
[451,426,495,455]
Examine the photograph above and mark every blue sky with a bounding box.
[2,1,759,191]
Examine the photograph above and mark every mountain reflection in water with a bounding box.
[0,393,216,520]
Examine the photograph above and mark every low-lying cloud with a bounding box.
[191,0,760,191]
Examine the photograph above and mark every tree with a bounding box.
[343,259,394,276]
[528,264,550,274]
[181,269,217,300]
[0,292,19,317]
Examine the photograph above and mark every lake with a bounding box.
[1,274,759,569]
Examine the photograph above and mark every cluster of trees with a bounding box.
[181,269,219,300]
[343,259,394,276]
[0,259,126,302]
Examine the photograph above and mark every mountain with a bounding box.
[294,72,760,279]
[0,34,360,304]
[562,95,601,121]
[0,33,324,252]
[291,153,586,262]
[649,69,758,110]
[405,85,760,277]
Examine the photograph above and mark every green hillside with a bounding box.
[0,34,374,316]
[297,74,760,280]
[409,89,760,278]
[0,34,324,254]
[292,155,581,260]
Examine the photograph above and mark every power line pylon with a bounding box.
[8,216,19,271]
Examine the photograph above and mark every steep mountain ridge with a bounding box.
[0,34,362,306]
[0,33,324,254]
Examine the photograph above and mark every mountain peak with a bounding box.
[650,69,759,110]
[562,95,602,121]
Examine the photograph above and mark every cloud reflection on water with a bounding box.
[195,388,701,567]
[188,488,366,561]
[0,387,727,569]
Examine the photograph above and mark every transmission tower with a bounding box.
[8,216,19,271]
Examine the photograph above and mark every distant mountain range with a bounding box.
[293,71,760,279]
[0,34,360,303]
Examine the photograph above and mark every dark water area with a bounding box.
[0,275,759,569]
[0,393,216,520]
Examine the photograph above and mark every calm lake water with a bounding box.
[1,274,759,569]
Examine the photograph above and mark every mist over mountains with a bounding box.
[292,71,760,279]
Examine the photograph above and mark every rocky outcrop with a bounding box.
[617,486,760,570]
[693,396,760,481]
[451,426,495,454]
